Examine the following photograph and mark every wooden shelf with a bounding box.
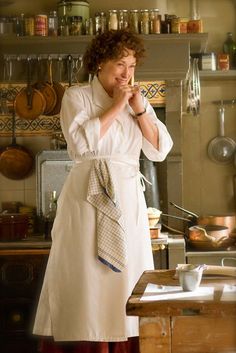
[0,33,208,55]
[0,33,208,81]
[200,70,236,80]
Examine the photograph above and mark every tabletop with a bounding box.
[126,269,236,318]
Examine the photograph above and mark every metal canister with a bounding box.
[35,14,48,36]
[24,16,35,36]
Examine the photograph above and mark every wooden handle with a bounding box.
[204,265,236,277]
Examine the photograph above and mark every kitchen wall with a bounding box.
[0,0,235,216]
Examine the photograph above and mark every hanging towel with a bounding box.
[87,159,127,272]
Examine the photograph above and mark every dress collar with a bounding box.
[91,76,113,109]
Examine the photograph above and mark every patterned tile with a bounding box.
[138,81,166,105]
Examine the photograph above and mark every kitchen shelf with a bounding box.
[0,33,208,81]
[0,33,208,55]
[200,70,236,80]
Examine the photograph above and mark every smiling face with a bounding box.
[97,49,136,96]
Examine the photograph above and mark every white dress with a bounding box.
[33,76,173,342]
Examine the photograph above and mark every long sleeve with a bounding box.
[60,86,101,159]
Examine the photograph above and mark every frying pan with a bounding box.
[207,106,236,164]
[14,57,46,120]
[33,57,57,115]
[0,110,34,180]
[170,201,236,235]
[48,57,65,116]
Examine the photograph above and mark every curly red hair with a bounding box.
[83,29,146,74]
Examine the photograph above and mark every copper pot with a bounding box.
[188,225,229,241]
[197,214,236,237]
[0,213,29,241]
[170,202,236,237]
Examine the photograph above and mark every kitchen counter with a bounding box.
[0,235,51,255]
[126,269,236,353]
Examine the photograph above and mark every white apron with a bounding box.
[33,77,173,342]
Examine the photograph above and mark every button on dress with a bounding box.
[33,76,173,342]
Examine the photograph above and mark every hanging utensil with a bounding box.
[48,56,65,116]
[67,54,73,87]
[14,56,46,120]
[0,110,34,180]
[45,56,58,116]
[207,105,236,164]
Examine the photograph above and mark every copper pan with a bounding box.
[33,57,57,115]
[14,57,46,120]
[0,110,34,180]
[170,201,236,237]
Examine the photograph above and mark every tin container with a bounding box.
[57,0,89,26]
[35,14,48,36]
[200,53,216,70]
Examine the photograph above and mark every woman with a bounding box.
[33,30,173,353]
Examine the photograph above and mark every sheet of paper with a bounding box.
[141,283,214,301]
[221,284,236,301]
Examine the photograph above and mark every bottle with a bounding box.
[44,190,57,240]
[15,13,25,36]
[223,32,236,69]
[85,17,94,35]
[48,10,58,36]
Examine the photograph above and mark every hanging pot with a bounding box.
[0,110,34,180]
[14,57,46,120]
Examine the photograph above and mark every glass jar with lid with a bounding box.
[94,11,107,34]
[118,9,128,30]
[108,9,118,30]
[69,16,82,35]
[48,10,58,36]
[58,16,69,36]
[129,9,139,33]
[149,9,160,34]
[140,9,149,34]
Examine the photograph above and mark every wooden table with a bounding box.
[126,270,236,353]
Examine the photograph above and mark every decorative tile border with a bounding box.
[138,81,166,105]
[0,81,166,137]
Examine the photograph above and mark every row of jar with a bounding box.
[0,11,203,37]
